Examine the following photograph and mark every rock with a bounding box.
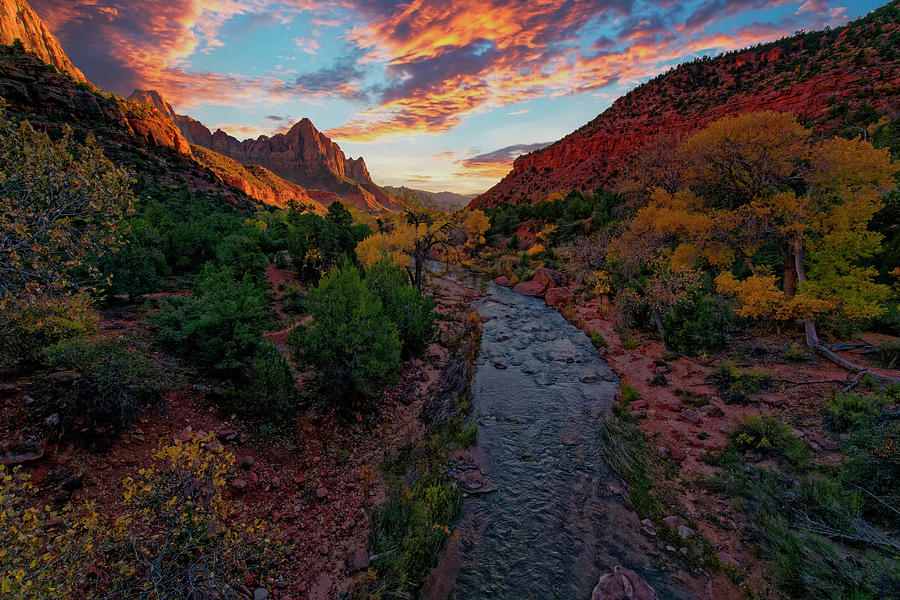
[0,0,89,83]
[662,516,682,529]
[60,472,85,492]
[545,286,576,307]
[669,447,687,461]
[699,404,724,417]
[45,413,60,427]
[534,267,566,288]
[192,383,211,393]
[679,408,701,424]
[492,361,508,370]
[0,383,19,397]
[717,551,739,567]
[809,434,839,451]
[347,547,370,571]
[512,279,546,297]
[581,375,599,383]
[316,486,328,499]
[493,276,511,286]
[49,370,80,384]
[252,589,269,600]
[591,565,659,600]
[677,525,695,539]
[229,478,248,490]
[641,525,657,537]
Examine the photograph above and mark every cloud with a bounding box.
[456,142,551,178]
[508,108,530,115]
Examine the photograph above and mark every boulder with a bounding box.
[545,286,575,307]
[347,547,370,571]
[493,275,511,286]
[512,279,546,297]
[592,566,659,600]
[534,267,566,288]
[679,408,701,424]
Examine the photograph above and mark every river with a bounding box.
[425,273,691,599]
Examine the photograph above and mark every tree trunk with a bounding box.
[794,239,900,383]
[782,249,797,298]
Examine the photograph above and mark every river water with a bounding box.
[426,273,691,600]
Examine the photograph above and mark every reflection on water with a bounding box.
[429,272,690,600]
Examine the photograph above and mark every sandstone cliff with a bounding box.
[473,2,900,207]
[0,0,86,84]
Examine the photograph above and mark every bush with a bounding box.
[154,264,273,373]
[245,343,297,420]
[827,393,886,432]
[590,332,607,348]
[712,364,776,404]
[730,415,810,468]
[662,293,728,355]
[0,293,98,368]
[99,219,165,301]
[873,340,900,369]
[44,337,164,433]
[287,261,400,400]
[365,258,437,355]
[281,284,305,314]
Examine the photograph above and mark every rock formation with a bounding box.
[0,0,87,84]
[472,4,900,207]
[151,101,394,213]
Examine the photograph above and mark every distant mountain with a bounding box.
[472,1,900,207]
[136,95,394,214]
[0,0,86,84]
[383,186,476,210]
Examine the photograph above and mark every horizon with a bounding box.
[33,0,885,195]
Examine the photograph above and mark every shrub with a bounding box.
[214,232,268,283]
[781,345,810,363]
[281,284,305,314]
[245,343,297,420]
[99,219,165,301]
[590,332,607,348]
[154,264,273,373]
[662,293,728,355]
[730,415,810,468]
[873,340,900,369]
[287,261,400,400]
[827,393,885,432]
[712,364,776,404]
[44,337,163,433]
[0,292,98,368]
[365,258,437,355]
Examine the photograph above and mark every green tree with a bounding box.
[365,258,437,355]
[288,261,400,400]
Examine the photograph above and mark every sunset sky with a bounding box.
[33,0,883,194]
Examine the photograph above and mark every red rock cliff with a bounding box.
[0,0,86,84]
[472,3,900,207]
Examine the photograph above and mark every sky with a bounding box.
[32,0,885,194]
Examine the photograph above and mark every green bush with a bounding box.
[214,232,268,283]
[281,284,305,314]
[590,332,607,348]
[730,415,810,468]
[662,293,728,355]
[365,258,436,355]
[0,293,99,368]
[44,337,163,432]
[827,393,885,432]
[154,263,273,373]
[99,219,166,301]
[287,261,400,400]
[873,340,900,369]
[245,343,297,420]
[712,364,776,404]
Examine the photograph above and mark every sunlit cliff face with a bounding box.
[33,0,877,193]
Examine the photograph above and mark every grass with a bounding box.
[782,345,811,363]
[711,363,776,404]
[710,390,900,600]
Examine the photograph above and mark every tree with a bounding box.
[287,261,400,400]
[365,258,436,356]
[355,191,488,291]
[0,106,135,309]
[613,111,899,378]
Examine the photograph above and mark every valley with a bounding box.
[1,1,900,599]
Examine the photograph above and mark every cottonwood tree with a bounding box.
[356,191,488,290]
[614,111,899,378]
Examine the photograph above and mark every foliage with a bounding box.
[356,191,488,290]
[364,258,437,355]
[0,106,135,308]
[827,392,886,432]
[0,292,98,368]
[98,219,165,301]
[873,340,900,369]
[154,264,273,373]
[590,332,607,348]
[711,364,776,404]
[44,336,164,433]
[662,292,729,355]
[288,261,400,400]
[286,201,370,281]
[214,232,269,283]
[245,342,298,420]
[729,415,810,468]
[0,433,276,599]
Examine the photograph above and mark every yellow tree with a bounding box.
[614,111,898,376]
[356,191,488,290]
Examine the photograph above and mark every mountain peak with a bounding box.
[0,0,87,84]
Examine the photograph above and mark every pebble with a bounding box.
[677,525,695,539]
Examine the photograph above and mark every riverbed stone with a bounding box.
[347,547,370,571]
[493,276,511,286]
[512,279,546,297]
[545,286,575,307]
[591,565,659,600]
[534,267,566,288]
[677,525,695,539]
